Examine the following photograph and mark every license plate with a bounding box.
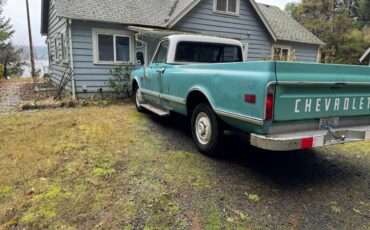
[319,117,339,129]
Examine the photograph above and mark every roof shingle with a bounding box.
[257,3,324,45]
[54,0,195,28]
[44,0,324,46]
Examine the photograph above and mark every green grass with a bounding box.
[0,105,251,229]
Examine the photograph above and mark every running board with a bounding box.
[141,104,170,116]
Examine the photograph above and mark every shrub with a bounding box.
[108,63,132,98]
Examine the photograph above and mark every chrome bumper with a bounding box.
[250,125,370,151]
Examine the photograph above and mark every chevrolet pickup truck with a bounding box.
[131,35,370,156]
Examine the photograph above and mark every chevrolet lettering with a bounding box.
[130,35,370,156]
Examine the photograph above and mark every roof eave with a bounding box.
[56,15,167,29]
[166,0,202,28]
[277,38,325,46]
[249,0,277,42]
[40,0,49,35]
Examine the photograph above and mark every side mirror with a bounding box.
[136,52,145,66]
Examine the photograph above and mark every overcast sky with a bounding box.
[3,0,301,47]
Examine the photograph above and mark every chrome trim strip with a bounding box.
[143,88,264,125]
[216,109,264,126]
[276,81,370,86]
[161,94,186,105]
[140,89,160,98]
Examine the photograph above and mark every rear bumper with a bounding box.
[250,125,370,151]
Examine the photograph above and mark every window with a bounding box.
[152,41,169,64]
[93,29,133,64]
[272,45,290,61]
[214,0,240,15]
[54,36,59,62]
[48,40,54,63]
[61,30,69,61]
[175,42,243,63]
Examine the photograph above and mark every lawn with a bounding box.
[0,105,369,229]
[0,105,239,229]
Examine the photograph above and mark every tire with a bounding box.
[133,85,145,113]
[191,103,221,156]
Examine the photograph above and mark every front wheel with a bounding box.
[133,86,145,113]
[191,103,221,156]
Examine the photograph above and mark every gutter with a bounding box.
[68,19,76,99]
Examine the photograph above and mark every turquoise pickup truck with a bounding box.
[131,35,370,156]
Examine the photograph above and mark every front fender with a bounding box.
[130,68,145,89]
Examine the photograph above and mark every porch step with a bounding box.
[141,104,170,117]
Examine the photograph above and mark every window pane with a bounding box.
[98,34,114,61]
[228,0,237,13]
[216,0,227,11]
[223,46,241,62]
[282,49,289,61]
[116,36,130,62]
[175,42,243,63]
[153,41,169,63]
[273,48,281,60]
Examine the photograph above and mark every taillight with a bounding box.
[265,94,274,120]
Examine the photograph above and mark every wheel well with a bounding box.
[186,91,211,116]
[132,80,138,91]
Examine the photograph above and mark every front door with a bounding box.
[144,40,169,106]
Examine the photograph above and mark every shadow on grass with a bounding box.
[145,112,363,189]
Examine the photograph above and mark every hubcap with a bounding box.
[136,89,143,106]
[195,112,212,145]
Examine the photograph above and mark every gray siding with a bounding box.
[279,41,319,63]
[173,0,272,61]
[47,0,72,92]
[71,21,138,98]
[173,0,319,62]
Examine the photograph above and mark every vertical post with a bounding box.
[26,0,36,81]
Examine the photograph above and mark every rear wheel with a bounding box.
[191,103,221,156]
[133,85,145,113]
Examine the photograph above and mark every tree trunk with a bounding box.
[3,62,7,79]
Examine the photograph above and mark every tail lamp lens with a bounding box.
[265,94,274,120]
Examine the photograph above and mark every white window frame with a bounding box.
[54,35,59,63]
[213,0,240,16]
[272,45,291,61]
[92,28,135,65]
[60,29,69,63]
[242,43,248,61]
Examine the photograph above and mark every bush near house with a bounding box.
[0,64,4,79]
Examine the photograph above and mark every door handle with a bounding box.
[156,68,166,74]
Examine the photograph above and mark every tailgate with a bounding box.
[274,62,370,121]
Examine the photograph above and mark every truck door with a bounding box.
[145,40,169,106]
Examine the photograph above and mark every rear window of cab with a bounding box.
[175,41,243,63]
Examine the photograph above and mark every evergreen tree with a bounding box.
[0,0,24,78]
[286,0,370,65]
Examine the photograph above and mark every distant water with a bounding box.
[22,60,49,78]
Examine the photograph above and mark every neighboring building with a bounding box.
[360,48,370,66]
[41,0,324,99]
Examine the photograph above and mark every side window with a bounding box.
[152,41,169,64]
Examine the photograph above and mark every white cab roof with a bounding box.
[165,35,242,46]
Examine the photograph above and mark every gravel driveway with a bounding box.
[147,113,370,229]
